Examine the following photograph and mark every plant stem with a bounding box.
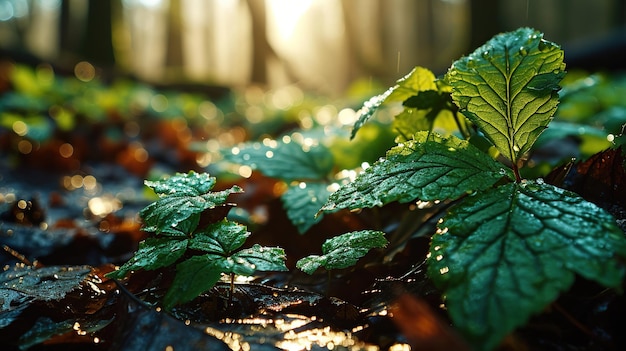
[452,111,471,140]
[512,163,522,183]
[326,270,332,296]
[228,273,235,305]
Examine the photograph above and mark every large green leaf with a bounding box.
[427,181,626,350]
[296,230,387,274]
[321,132,511,212]
[223,138,334,181]
[447,28,565,163]
[281,182,331,234]
[162,255,223,310]
[188,220,250,255]
[140,172,242,235]
[351,67,438,139]
[107,237,188,279]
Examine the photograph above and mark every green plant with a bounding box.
[296,230,387,274]
[106,171,288,310]
[221,124,395,234]
[319,28,626,350]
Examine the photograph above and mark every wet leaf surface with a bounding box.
[351,66,438,139]
[281,182,330,234]
[222,137,335,181]
[447,27,565,162]
[297,230,388,275]
[548,147,626,209]
[322,132,510,212]
[428,180,626,350]
[140,172,243,235]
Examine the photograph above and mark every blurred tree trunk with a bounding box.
[166,0,184,70]
[247,0,270,84]
[82,0,115,67]
[468,0,500,50]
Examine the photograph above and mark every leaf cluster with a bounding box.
[106,171,288,310]
[221,139,390,273]
[321,27,626,350]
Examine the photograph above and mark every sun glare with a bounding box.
[266,0,313,40]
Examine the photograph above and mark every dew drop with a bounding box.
[519,46,528,56]
[607,134,615,143]
[538,39,554,52]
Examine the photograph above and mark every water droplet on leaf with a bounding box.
[538,39,554,52]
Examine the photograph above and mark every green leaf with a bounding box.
[447,28,565,163]
[231,244,288,273]
[427,181,626,350]
[296,230,387,274]
[321,131,511,212]
[106,237,188,279]
[351,90,393,140]
[281,182,331,234]
[146,171,217,197]
[188,220,250,255]
[223,138,334,181]
[162,255,223,310]
[202,245,287,277]
[403,90,445,109]
[387,66,438,102]
[140,171,242,235]
[351,67,438,139]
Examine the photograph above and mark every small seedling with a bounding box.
[106,171,288,310]
[320,28,626,350]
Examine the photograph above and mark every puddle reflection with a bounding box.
[203,313,381,351]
